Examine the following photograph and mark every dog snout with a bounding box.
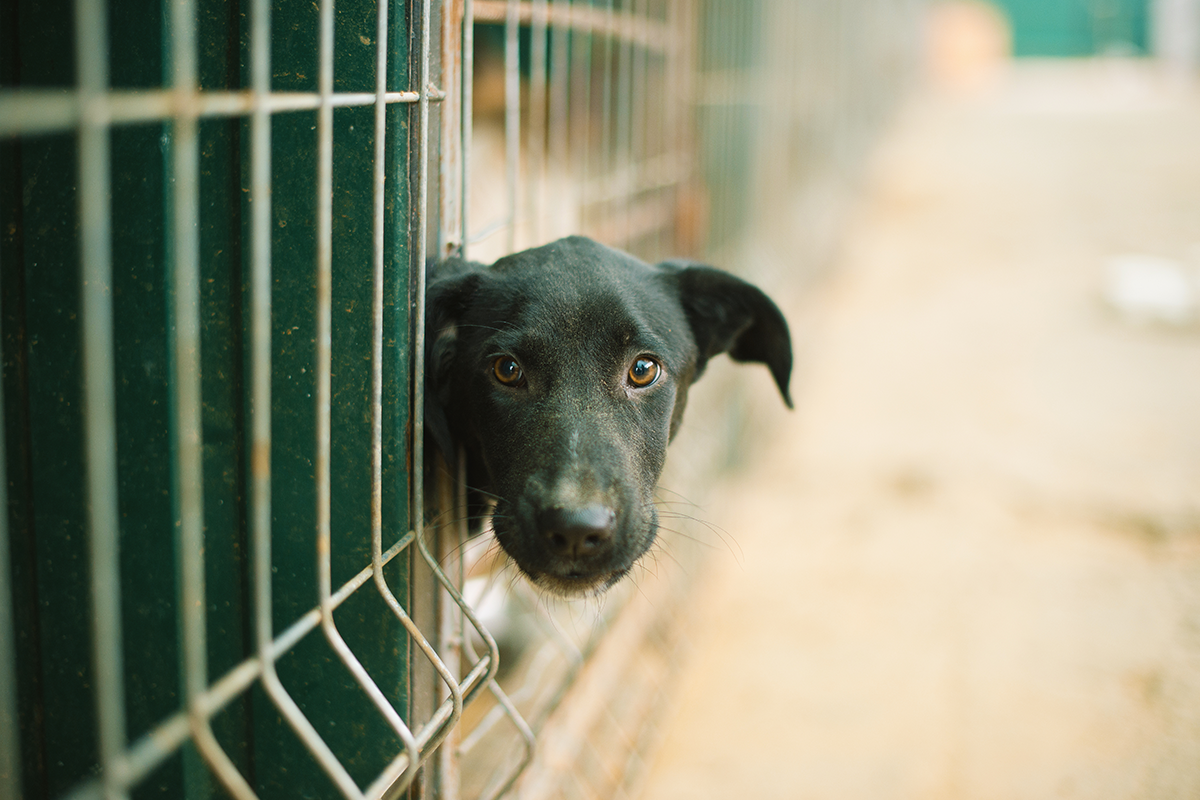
[537,504,615,560]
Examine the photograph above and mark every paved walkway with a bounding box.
[640,62,1200,799]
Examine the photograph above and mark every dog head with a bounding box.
[426,236,791,596]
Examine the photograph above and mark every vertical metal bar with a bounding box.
[630,0,647,165]
[461,0,474,259]
[648,0,663,255]
[725,0,740,242]
[314,0,335,640]
[245,0,364,796]
[171,0,206,720]
[361,0,425,788]
[370,1,463,793]
[630,0,651,251]
[75,0,128,796]
[416,0,504,684]
[616,2,632,163]
[527,0,548,243]
[418,0,504,729]
[615,0,633,245]
[725,0,739,247]
[504,0,520,253]
[415,0,434,641]
[598,0,614,234]
[755,0,782,223]
[435,489,520,800]
[411,7,525,765]
[439,0,463,258]
[414,0,508,770]
[548,0,571,238]
[435,7,471,797]
[248,0,273,686]
[311,0,420,783]
[168,0,258,795]
[437,461,470,800]
[663,0,682,254]
[371,0,391,599]
[414,524,499,710]
[570,0,593,231]
[834,0,848,168]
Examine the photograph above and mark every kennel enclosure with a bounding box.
[0,1,921,797]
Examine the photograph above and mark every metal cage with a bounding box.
[1,0,922,798]
[4,0,461,797]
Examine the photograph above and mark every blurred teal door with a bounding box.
[992,0,1149,55]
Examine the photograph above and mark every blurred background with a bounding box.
[640,1,1200,798]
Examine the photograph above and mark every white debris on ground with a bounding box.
[1104,252,1200,326]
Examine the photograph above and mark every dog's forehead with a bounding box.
[478,241,689,354]
[492,238,652,295]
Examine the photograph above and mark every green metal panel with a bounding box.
[991,0,1148,56]
[2,129,92,799]
[111,116,187,798]
[1,0,419,797]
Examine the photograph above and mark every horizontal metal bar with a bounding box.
[473,0,674,52]
[0,87,446,137]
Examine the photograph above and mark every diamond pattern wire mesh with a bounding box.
[1,0,486,796]
[0,0,922,797]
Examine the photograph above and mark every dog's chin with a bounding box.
[526,568,629,598]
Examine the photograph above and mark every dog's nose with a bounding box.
[538,505,615,559]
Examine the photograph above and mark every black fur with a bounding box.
[426,236,792,596]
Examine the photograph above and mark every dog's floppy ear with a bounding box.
[424,267,484,465]
[664,262,793,408]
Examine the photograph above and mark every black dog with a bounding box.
[425,236,792,596]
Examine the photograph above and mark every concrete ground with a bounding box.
[639,61,1200,799]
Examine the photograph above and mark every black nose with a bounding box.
[538,505,615,559]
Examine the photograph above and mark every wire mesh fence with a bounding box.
[0,0,922,798]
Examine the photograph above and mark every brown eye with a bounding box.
[493,356,525,386]
[628,356,660,388]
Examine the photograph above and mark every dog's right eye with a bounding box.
[492,356,525,386]
[627,356,661,388]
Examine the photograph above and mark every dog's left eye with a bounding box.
[493,356,525,386]
[627,356,660,388]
